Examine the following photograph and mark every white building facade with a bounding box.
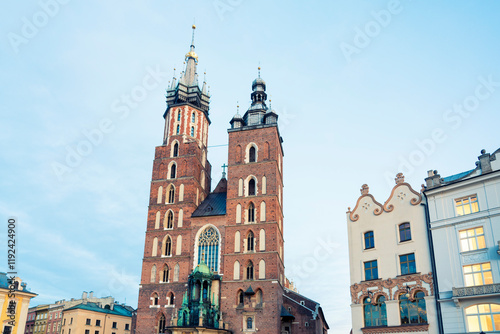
[347,173,439,334]
[424,148,500,334]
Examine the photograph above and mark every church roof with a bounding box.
[191,192,226,217]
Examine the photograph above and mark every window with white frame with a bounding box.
[459,227,486,252]
[465,304,500,332]
[455,195,479,216]
[463,262,493,287]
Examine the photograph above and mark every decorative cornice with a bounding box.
[361,324,429,334]
[350,273,434,304]
[383,179,422,212]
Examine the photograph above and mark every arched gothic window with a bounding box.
[173,143,179,157]
[164,237,172,256]
[177,110,181,121]
[248,179,256,196]
[158,314,165,333]
[363,296,387,327]
[150,265,156,283]
[198,226,220,272]
[168,186,175,204]
[256,289,263,306]
[170,164,177,179]
[167,211,173,229]
[249,146,256,162]
[176,124,180,134]
[191,112,195,123]
[168,292,174,305]
[162,265,169,282]
[246,261,254,280]
[400,291,427,324]
[248,203,255,223]
[247,231,254,251]
[152,293,159,306]
[238,290,244,306]
[190,127,194,137]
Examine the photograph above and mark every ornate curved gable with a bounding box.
[348,184,384,222]
[383,173,423,212]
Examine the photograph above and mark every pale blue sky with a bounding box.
[1,1,499,333]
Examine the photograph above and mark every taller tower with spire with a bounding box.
[136,25,214,333]
[135,27,329,334]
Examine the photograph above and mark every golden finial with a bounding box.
[192,24,196,29]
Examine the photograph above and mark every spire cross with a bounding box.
[221,163,228,178]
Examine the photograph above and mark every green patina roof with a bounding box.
[193,259,212,275]
[65,302,132,317]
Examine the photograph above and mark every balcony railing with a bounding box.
[453,283,500,297]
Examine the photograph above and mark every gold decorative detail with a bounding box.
[192,24,196,29]
[185,51,198,60]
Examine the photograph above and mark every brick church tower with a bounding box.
[135,26,329,334]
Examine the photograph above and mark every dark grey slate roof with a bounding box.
[191,192,227,217]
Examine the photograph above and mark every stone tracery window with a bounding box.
[198,226,220,272]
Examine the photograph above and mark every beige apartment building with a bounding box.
[60,301,132,334]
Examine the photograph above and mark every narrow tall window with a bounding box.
[165,237,172,256]
[176,124,180,134]
[248,177,256,196]
[256,289,263,306]
[157,186,163,204]
[399,291,427,324]
[248,203,255,222]
[191,112,195,123]
[247,231,254,251]
[238,290,244,306]
[247,261,254,280]
[190,127,194,137]
[364,260,378,280]
[459,227,486,252]
[177,110,181,121]
[168,292,174,305]
[249,146,256,162]
[162,265,169,282]
[455,195,479,216]
[400,253,416,275]
[463,262,493,286]
[167,211,173,229]
[364,231,374,249]
[170,164,176,179]
[152,293,159,306]
[150,265,156,283]
[158,314,165,332]
[465,304,500,332]
[174,264,180,282]
[173,143,179,157]
[399,223,411,242]
[247,317,253,330]
[168,186,175,204]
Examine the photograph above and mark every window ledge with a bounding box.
[361,278,382,283]
[459,248,487,255]
[397,272,420,278]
